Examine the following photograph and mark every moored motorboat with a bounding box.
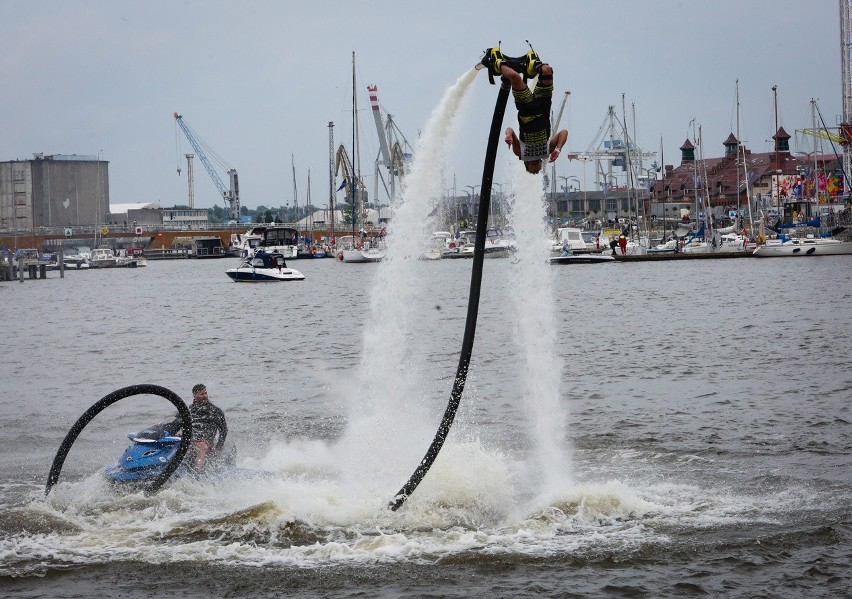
[422,231,452,260]
[115,247,148,268]
[753,235,852,257]
[225,251,305,282]
[229,225,267,258]
[89,247,118,268]
[256,226,299,259]
[552,227,588,254]
[456,228,516,259]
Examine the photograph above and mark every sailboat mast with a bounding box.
[699,125,712,239]
[742,144,755,233]
[735,83,756,232]
[812,98,819,212]
[328,121,335,243]
[690,119,699,226]
[307,168,313,241]
[772,85,780,221]
[355,62,364,231]
[621,94,633,239]
[735,80,741,229]
[291,154,298,226]
[660,136,666,240]
[351,51,357,241]
[632,101,643,243]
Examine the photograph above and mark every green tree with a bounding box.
[208,206,226,224]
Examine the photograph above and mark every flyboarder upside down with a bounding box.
[479,44,568,174]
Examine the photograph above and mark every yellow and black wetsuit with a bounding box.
[513,79,553,161]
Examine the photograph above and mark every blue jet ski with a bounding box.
[105,423,236,485]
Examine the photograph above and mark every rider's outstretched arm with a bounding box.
[505,127,521,158]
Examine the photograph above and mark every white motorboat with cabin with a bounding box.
[88,247,118,268]
[225,251,305,282]
[549,232,615,263]
[552,227,588,255]
[229,225,267,258]
[422,232,451,260]
[61,247,90,269]
[455,228,516,258]
[255,227,299,259]
[752,234,852,257]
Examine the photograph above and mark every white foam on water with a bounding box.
[13,473,813,574]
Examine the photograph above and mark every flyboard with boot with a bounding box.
[475,41,543,84]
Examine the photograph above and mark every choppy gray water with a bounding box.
[1,254,850,598]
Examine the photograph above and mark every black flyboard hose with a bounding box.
[389,77,511,511]
[45,384,193,496]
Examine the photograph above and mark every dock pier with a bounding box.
[1,255,49,282]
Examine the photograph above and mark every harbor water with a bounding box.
[0,254,850,598]
[2,68,851,597]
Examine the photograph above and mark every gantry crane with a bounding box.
[564,105,656,191]
[173,112,240,221]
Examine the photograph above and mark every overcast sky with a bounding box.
[1,0,842,211]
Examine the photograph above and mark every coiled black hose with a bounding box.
[45,384,192,496]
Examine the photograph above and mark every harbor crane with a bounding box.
[797,126,852,147]
[565,105,656,191]
[367,84,413,206]
[335,144,367,227]
[173,112,240,221]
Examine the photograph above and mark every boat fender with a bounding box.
[45,384,192,496]
[337,252,344,261]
